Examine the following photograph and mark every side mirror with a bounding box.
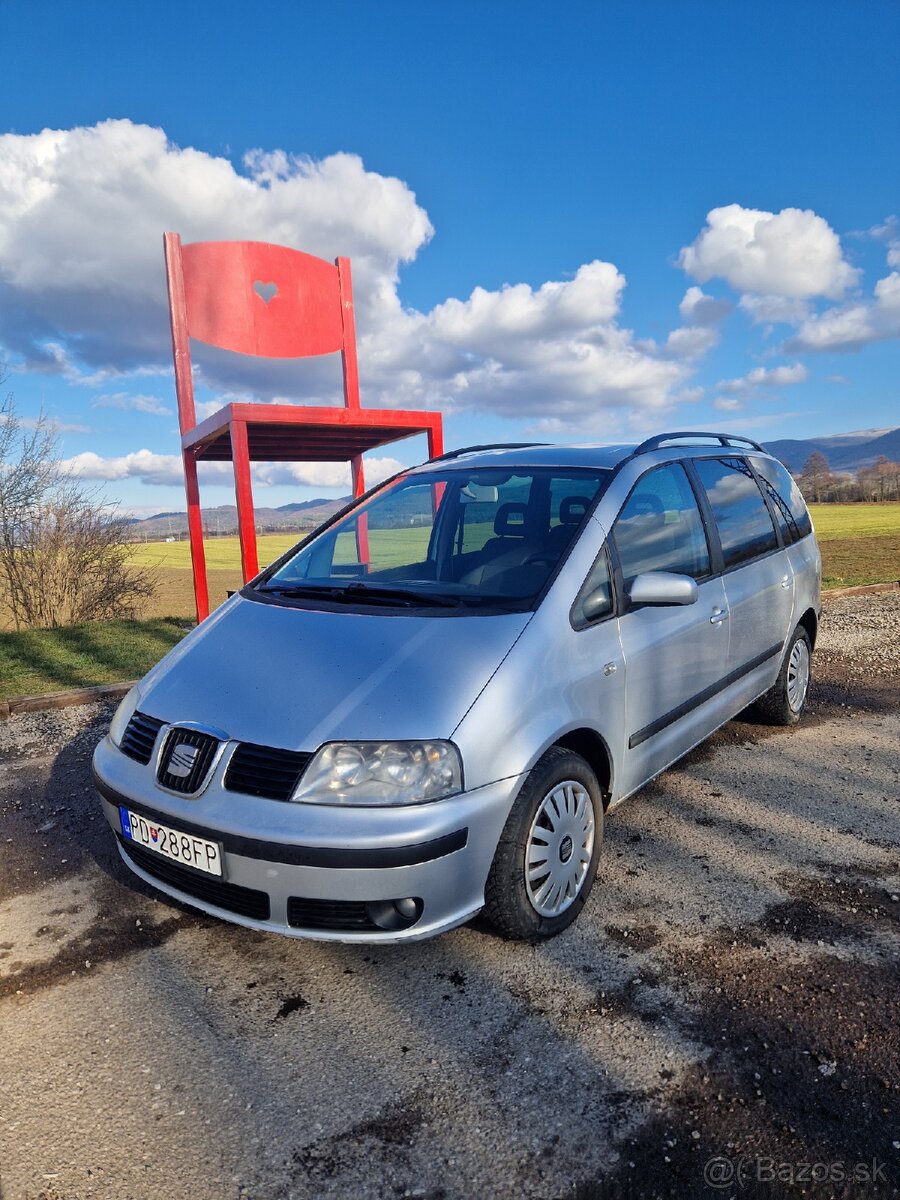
[628,571,698,607]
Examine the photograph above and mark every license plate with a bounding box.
[119,806,223,877]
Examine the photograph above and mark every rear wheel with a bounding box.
[752,624,812,726]
[484,746,603,941]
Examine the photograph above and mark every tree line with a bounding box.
[795,452,900,503]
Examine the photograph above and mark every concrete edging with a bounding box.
[821,579,899,600]
[1,680,136,721]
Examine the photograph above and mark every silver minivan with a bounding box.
[93,432,821,942]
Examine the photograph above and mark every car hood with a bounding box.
[138,594,530,750]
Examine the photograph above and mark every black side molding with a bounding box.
[94,773,468,869]
[628,642,783,750]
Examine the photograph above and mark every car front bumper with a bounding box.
[92,736,520,943]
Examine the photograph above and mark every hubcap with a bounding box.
[787,639,810,712]
[525,780,594,917]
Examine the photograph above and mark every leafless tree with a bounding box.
[0,392,155,629]
[799,450,833,503]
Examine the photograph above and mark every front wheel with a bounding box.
[751,624,812,726]
[483,746,604,941]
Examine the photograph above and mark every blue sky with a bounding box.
[2,0,898,514]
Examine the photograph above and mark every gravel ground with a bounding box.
[1,595,898,1200]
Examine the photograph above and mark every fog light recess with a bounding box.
[365,897,424,931]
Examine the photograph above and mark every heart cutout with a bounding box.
[254,280,278,304]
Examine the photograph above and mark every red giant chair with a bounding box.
[164,234,444,621]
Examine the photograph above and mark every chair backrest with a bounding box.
[164,233,360,434]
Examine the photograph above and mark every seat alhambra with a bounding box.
[94,432,820,942]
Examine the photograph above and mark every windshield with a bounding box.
[255,466,609,612]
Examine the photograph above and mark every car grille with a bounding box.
[224,742,312,801]
[157,728,219,794]
[119,837,270,920]
[119,712,165,765]
[287,896,380,932]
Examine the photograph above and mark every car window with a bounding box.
[457,475,533,555]
[260,466,609,612]
[693,456,779,568]
[612,463,711,584]
[332,481,436,574]
[571,545,614,627]
[750,456,813,543]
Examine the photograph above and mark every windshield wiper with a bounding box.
[258,581,465,608]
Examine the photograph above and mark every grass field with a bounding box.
[0,617,192,700]
[808,503,900,589]
[808,502,900,540]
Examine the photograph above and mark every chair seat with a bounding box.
[184,402,442,463]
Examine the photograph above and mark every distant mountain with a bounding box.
[763,427,900,472]
[128,497,350,540]
[275,498,338,513]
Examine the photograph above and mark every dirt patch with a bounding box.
[583,933,899,1199]
[290,1096,428,1187]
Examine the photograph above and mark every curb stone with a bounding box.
[1,680,136,720]
[821,579,899,600]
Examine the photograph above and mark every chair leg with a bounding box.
[183,448,210,622]
[427,422,444,460]
[231,420,259,583]
[351,455,369,569]
[426,425,446,514]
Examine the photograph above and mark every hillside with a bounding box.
[128,497,349,540]
[763,427,900,471]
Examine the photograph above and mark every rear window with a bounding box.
[693,456,779,569]
[750,456,813,543]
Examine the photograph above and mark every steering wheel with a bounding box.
[521,551,557,567]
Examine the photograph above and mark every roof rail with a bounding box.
[631,431,765,456]
[431,442,548,462]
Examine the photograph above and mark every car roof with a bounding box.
[413,443,637,472]
[412,432,771,474]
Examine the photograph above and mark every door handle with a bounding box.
[603,662,617,676]
[781,575,791,589]
[710,607,728,625]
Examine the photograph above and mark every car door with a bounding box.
[689,456,793,704]
[611,462,731,797]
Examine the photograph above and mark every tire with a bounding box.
[483,746,604,941]
[751,624,812,726]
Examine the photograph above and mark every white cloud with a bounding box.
[738,294,811,326]
[0,120,700,429]
[18,415,92,433]
[678,286,732,326]
[664,325,720,359]
[92,392,172,416]
[0,120,431,379]
[680,204,859,299]
[61,450,188,486]
[717,363,808,395]
[785,253,900,353]
[676,386,705,404]
[712,397,743,412]
[60,448,404,489]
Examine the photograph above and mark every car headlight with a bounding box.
[109,684,142,748]
[291,740,463,806]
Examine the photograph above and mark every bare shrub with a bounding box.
[0,394,155,629]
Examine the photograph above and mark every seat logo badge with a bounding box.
[168,743,200,778]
